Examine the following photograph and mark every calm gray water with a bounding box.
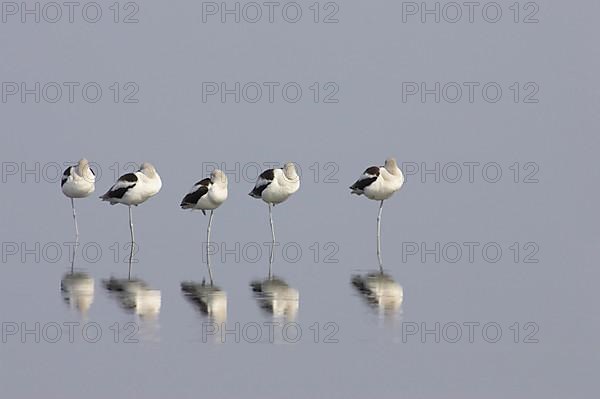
[1,1,598,398]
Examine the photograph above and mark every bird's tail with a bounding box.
[100,192,118,204]
[349,186,363,195]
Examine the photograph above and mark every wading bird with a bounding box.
[249,162,300,277]
[61,158,95,269]
[350,157,404,270]
[100,162,162,278]
[180,169,228,285]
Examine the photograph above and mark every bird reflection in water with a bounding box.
[181,280,227,324]
[61,272,94,317]
[61,239,94,316]
[103,277,161,319]
[250,277,299,321]
[351,272,403,318]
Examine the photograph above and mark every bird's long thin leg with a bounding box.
[71,197,79,239]
[268,203,275,279]
[128,205,135,280]
[377,200,384,272]
[71,198,78,273]
[206,210,215,286]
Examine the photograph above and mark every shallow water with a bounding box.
[1,214,593,398]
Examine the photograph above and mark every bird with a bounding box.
[61,158,95,269]
[100,162,162,278]
[249,162,300,277]
[180,169,228,285]
[350,157,404,270]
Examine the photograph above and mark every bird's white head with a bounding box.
[78,158,95,182]
[139,162,158,177]
[283,162,299,181]
[211,169,228,186]
[384,157,400,174]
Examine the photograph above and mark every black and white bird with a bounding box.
[61,159,95,255]
[350,157,404,270]
[249,163,300,276]
[180,169,228,214]
[100,162,162,278]
[249,163,300,205]
[100,162,162,206]
[180,169,228,285]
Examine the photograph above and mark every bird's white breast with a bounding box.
[364,168,404,201]
[62,169,95,198]
[262,169,299,204]
[209,184,228,205]
[123,172,162,205]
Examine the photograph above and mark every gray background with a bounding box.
[0,1,598,398]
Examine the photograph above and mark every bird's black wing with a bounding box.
[249,169,274,198]
[101,173,138,200]
[61,166,72,187]
[180,178,211,209]
[350,166,380,193]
